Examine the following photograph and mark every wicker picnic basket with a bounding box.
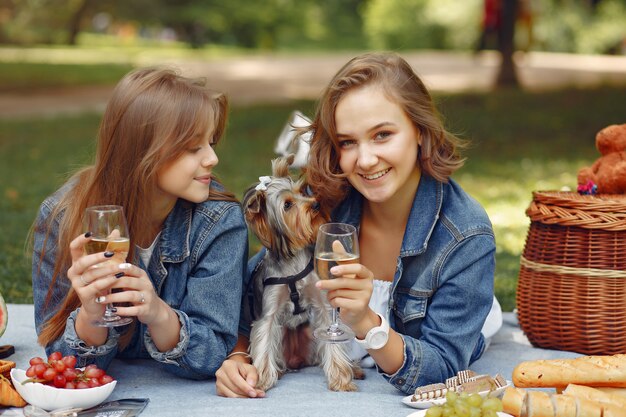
[517,191,626,355]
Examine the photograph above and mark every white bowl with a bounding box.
[11,368,117,411]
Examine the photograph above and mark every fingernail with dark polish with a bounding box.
[110,307,117,313]
[115,272,124,278]
[84,232,92,238]
[104,251,114,258]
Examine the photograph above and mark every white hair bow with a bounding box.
[255,176,272,191]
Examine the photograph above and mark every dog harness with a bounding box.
[263,257,314,315]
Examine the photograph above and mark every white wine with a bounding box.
[315,252,359,281]
[85,238,130,264]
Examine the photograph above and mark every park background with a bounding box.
[1,0,626,312]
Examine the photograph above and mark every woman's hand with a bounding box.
[98,263,168,326]
[67,233,122,320]
[216,358,265,398]
[315,262,378,337]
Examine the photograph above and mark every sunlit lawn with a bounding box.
[2,83,625,311]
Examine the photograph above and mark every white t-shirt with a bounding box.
[136,232,161,268]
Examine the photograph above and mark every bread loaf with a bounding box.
[513,354,626,388]
[522,390,553,417]
[551,394,576,417]
[592,387,626,398]
[574,397,602,417]
[564,384,626,409]
[502,387,526,416]
[602,403,626,417]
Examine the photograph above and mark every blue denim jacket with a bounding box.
[333,174,495,394]
[32,183,248,379]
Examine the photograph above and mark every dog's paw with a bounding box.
[352,363,366,380]
[256,364,280,392]
[328,378,358,392]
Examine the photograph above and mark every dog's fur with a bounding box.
[243,155,361,392]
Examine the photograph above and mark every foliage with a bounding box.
[3,82,626,311]
[1,0,625,54]
[363,0,481,50]
[534,0,626,54]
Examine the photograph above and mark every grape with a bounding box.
[53,374,66,388]
[29,357,44,366]
[482,397,503,412]
[467,394,483,408]
[424,394,503,417]
[99,374,114,385]
[24,352,114,390]
[84,367,105,379]
[42,367,57,382]
[53,360,66,372]
[426,407,443,417]
[62,355,77,368]
[446,391,459,405]
[33,363,47,378]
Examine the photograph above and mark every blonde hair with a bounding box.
[36,67,234,347]
[305,52,466,209]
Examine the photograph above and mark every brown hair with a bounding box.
[305,52,466,209]
[36,67,235,347]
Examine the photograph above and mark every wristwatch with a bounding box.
[354,313,389,350]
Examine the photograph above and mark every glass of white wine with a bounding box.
[84,205,132,327]
[314,222,359,343]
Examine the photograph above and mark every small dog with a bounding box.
[243,155,361,392]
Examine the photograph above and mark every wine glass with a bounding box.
[314,222,359,343]
[84,205,133,327]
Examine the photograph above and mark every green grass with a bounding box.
[0,62,133,92]
[2,87,626,310]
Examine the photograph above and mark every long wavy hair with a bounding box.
[36,67,235,348]
[305,52,466,210]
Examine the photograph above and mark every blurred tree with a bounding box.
[67,0,93,45]
[496,0,520,87]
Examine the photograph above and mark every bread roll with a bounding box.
[564,384,626,409]
[551,394,576,417]
[574,397,601,417]
[503,387,526,416]
[522,390,554,417]
[513,354,626,388]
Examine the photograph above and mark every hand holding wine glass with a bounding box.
[313,222,359,343]
[84,205,133,327]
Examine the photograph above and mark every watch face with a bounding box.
[370,331,388,349]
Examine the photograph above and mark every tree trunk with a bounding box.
[67,0,91,45]
[496,0,520,88]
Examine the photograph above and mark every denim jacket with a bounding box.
[32,183,248,379]
[333,174,495,394]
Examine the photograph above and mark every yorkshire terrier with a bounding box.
[243,154,362,392]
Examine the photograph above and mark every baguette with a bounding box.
[602,403,626,417]
[551,394,577,417]
[574,397,602,417]
[521,390,554,417]
[592,387,626,398]
[564,384,626,409]
[503,387,526,417]
[513,354,626,388]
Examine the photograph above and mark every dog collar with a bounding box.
[263,257,314,315]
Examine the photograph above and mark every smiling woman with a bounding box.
[301,51,500,394]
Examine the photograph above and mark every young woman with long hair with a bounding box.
[32,67,248,379]
[217,52,501,396]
